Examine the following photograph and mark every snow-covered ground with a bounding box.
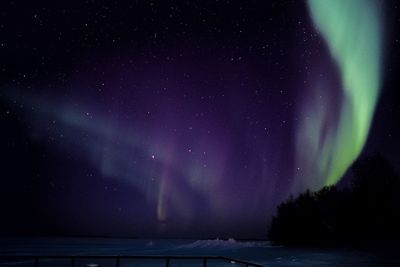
[0,238,399,267]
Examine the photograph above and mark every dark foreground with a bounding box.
[0,238,399,267]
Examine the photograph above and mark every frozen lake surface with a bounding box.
[0,238,399,267]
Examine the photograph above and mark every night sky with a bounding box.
[1,0,399,239]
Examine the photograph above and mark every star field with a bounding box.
[0,0,399,238]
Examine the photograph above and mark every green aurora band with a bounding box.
[297,0,383,189]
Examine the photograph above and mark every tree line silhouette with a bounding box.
[268,154,400,247]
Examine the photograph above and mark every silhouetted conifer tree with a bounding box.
[268,154,400,247]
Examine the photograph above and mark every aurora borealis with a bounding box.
[0,1,397,238]
[294,0,384,191]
